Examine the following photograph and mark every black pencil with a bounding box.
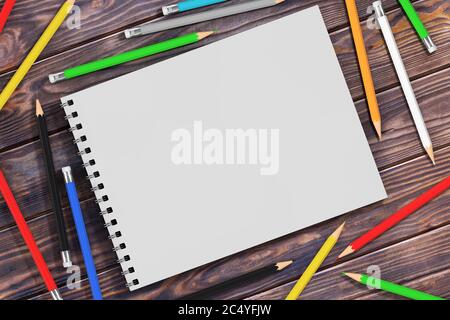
[36,99,72,268]
[181,260,293,300]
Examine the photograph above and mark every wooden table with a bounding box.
[0,0,448,300]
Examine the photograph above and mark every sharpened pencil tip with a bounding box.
[197,31,214,40]
[36,99,44,116]
[343,272,361,282]
[338,246,354,259]
[275,0,285,4]
[425,146,436,165]
[276,260,293,271]
[332,222,346,239]
[374,120,382,140]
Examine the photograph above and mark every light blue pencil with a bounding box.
[162,0,226,16]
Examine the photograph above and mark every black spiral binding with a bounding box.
[61,99,139,289]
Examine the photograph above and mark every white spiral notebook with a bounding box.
[61,6,386,292]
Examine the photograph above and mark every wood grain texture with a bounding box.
[249,225,450,300]
[21,147,450,300]
[0,0,166,73]
[1,67,448,229]
[0,0,448,300]
[0,0,415,74]
[1,0,448,152]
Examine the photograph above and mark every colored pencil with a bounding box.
[49,31,214,83]
[63,166,103,300]
[125,0,284,38]
[183,260,293,300]
[0,0,16,32]
[0,0,75,111]
[373,1,435,164]
[398,0,436,53]
[345,0,381,139]
[285,223,345,300]
[343,273,446,300]
[162,0,227,16]
[36,100,72,268]
[0,169,62,300]
[339,175,450,259]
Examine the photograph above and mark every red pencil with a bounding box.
[0,0,16,32]
[339,175,450,258]
[0,169,62,300]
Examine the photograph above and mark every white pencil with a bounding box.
[373,1,435,164]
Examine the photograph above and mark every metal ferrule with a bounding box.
[162,4,180,16]
[50,289,63,300]
[422,35,437,54]
[124,27,142,39]
[61,250,73,268]
[62,166,73,184]
[373,1,384,19]
[48,72,66,84]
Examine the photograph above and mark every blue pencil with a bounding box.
[162,0,226,16]
[62,166,103,300]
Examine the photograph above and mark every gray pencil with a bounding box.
[124,0,285,38]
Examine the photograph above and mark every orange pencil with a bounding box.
[345,0,382,139]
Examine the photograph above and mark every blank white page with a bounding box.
[62,6,386,291]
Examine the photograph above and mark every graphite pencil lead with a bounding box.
[276,260,293,271]
[197,31,215,40]
[36,99,44,116]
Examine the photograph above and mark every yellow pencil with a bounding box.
[285,222,345,300]
[0,0,75,111]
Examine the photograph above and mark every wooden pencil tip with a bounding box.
[35,99,44,116]
[343,272,361,282]
[425,146,436,165]
[338,246,354,259]
[275,0,286,3]
[197,31,214,40]
[374,120,382,140]
[276,260,293,271]
[332,221,346,239]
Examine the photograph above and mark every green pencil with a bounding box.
[398,0,436,53]
[343,272,446,300]
[49,31,213,83]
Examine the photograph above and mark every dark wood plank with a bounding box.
[1,0,448,152]
[0,0,448,301]
[1,66,448,228]
[0,130,95,226]
[0,0,414,74]
[0,0,165,73]
[358,67,450,170]
[31,263,450,300]
[14,146,450,300]
[249,225,450,300]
